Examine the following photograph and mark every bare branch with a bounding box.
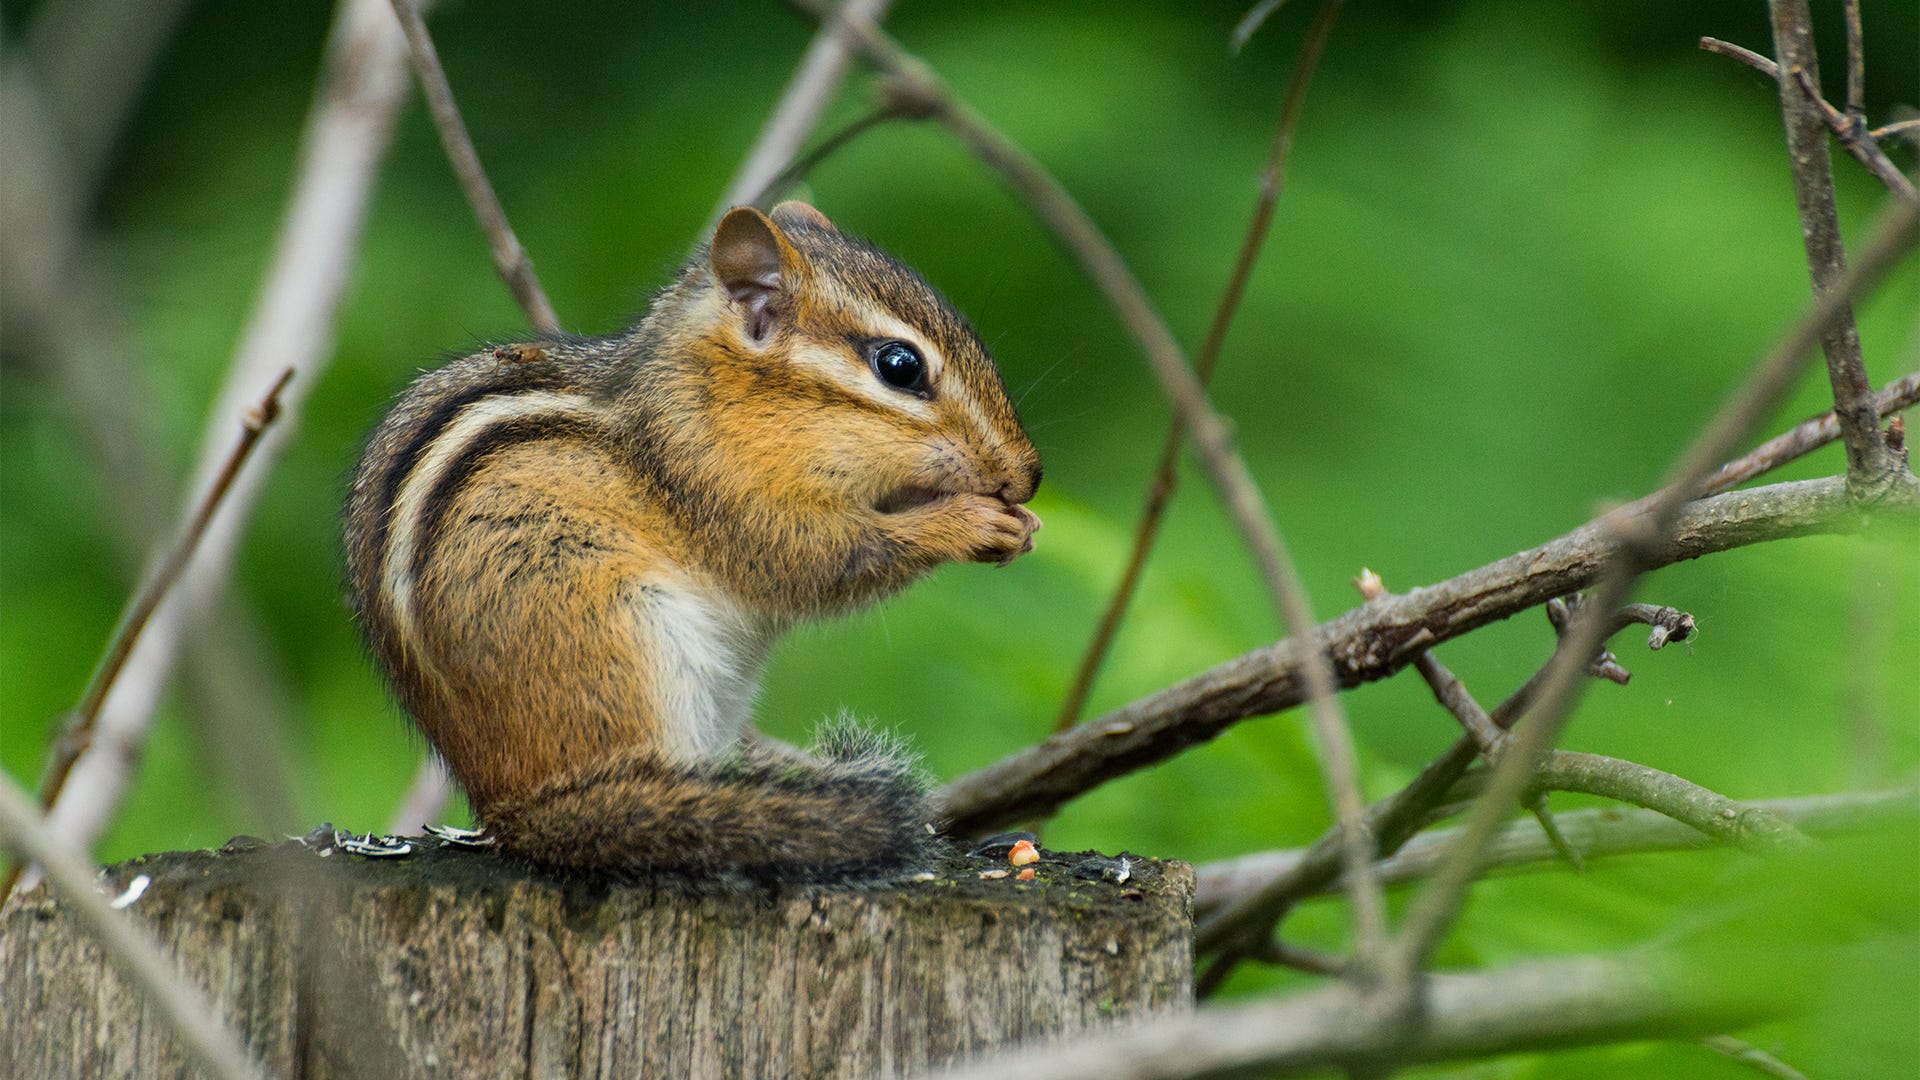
[926,951,1790,1080]
[1056,0,1344,731]
[1411,652,1504,753]
[938,473,1909,837]
[1192,593,1719,984]
[798,0,1387,968]
[1699,36,1918,203]
[1841,0,1865,123]
[1531,752,1809,853]
[36,0,415,875]
[1766,0,1897,490]
[1194,787,1918,915]
[947,197,1912,840]
[706,0,897,229]
[1869,118,1920,141]
[1,41,306,871]
[748,100,901,208]
[389,0,560,334]
[0,775,265,1080]
[1385,195,1918,978]
[0,369,295,905]
[1410,645,1584,870]
[1702,371,1919,493]
[1702,1034,1812,1080]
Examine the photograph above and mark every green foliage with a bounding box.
[2,2,1915,1075]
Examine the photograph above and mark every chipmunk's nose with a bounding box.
[1000,459,1041,505]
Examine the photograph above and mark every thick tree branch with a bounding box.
[927,950,1792,1080]
[937,474,1909,835]
[1764,0,1896,490]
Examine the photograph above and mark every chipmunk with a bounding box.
[344,202,1041,887]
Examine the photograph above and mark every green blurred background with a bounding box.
[3,1,1916,1075]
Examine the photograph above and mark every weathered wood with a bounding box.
[0,839,1192,1078]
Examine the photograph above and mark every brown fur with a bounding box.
[344,204,1039,883]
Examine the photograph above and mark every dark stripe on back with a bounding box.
[372,370,571,585]
[409,412,606,584]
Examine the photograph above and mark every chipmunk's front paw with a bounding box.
[959,496,1042,567]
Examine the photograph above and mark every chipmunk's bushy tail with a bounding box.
[482,720,935,888]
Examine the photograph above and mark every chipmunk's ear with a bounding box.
[710,207,803,343]
[770,200,837,233]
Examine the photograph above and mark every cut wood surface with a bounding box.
[0,838,1193,1078]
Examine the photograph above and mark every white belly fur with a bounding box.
[627,574,772,765]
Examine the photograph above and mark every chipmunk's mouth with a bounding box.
[874,485,948,514]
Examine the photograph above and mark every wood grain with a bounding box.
[1,840,1192,1078]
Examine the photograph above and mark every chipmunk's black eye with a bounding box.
[869,340,928,395]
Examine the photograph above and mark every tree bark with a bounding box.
[1,840,1193,1078]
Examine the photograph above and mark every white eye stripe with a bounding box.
[788,340,940,421]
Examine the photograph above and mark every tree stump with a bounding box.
[0,837,1192,1078]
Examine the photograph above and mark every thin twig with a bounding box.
[0,370,295,906]
[1055,0,1343,732]
[1384,196,1918,978]
[1410,650,1584,870]
[798,0,1389,973]
[1410,654,1505,753]
[388,0,559,334]
[1256,938,1349,976]
[943,308,1917,844]
[1868,118,1920,140]
[1367,567,1585,872]
[1698,36,1918,205]
[1231,0,1293,54]
[0,775,266,1080]
[34,0,415,884]
[748,100,902,208]
[706,0,896,231]
[2,41,305,863]
[1701,1034,1812,1080]
[1841,0,1865,124]
[1193,787,1918,915]
[1701,371,1919,494]
[1546,596,1631,684]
